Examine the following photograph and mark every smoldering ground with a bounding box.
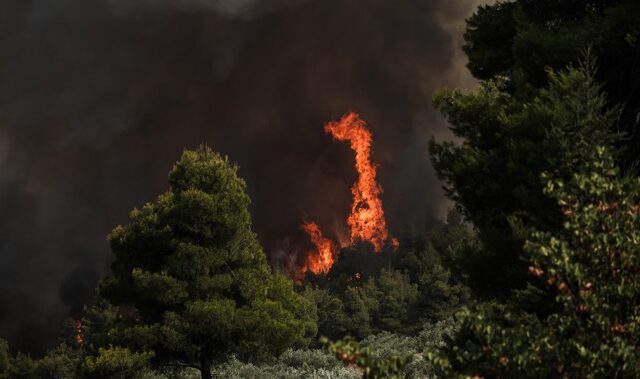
[0,0,486,354]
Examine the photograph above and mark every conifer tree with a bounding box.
[430,59,618,297]
[432,63,640,378]
[99,146,315,379]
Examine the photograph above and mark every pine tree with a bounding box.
[361,269,419,334]
[98,146,315,379]
[431,63,640,378]
[430,58,619,297]
[342,287,372,339]
[303,286,347,341]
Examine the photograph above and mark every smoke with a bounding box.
[0,0,487,354]
[105,0,311,19]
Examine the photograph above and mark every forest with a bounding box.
[2,0,640,378]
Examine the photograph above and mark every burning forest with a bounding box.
[0,0,479,359]
[10,0,640,378]
[301,113,398,277]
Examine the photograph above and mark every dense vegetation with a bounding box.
[427,0,640,377]
[2,0,640,378]
[0,147,470,378]
[98,147,315,378]
[451,0,640,299]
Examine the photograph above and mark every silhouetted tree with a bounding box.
[464,0,639,162]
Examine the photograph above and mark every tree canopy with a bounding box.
[434,145,640,378]
[430,49,640,379]
[430,59,619,297]
[98,146,315,379]
[464,0,639,163]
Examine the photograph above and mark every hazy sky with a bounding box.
[0,0,489,354]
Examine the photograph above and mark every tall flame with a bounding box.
[301,221,337,274]
[325,112,391,252]
[300,112,397,277]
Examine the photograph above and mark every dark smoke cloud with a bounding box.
[0,0,486,354]
[105,0,311,19]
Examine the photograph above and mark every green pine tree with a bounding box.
[430,58,619,297]
[342,287,372,339]
[463,0,640,160]
[303,286,347,341]
[98,146,315,379]
[362,269,419,334]
[430,60,640,379]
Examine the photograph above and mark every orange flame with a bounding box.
[299,113,397,277]
[301,221,337,274]
[75,319,84,347]
[325,112,392,252]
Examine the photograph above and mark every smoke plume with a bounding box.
[0,0,487,354]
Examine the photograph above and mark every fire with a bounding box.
[75,319,84,347]
[391,237,400,250]
[325,112,392,252]
[301,221,337,274]
[300,113,397,276]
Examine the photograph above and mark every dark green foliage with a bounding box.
[430,51,640,376]
[361,270,419,334]
[433,146,640,378]
[342,287,372,340]
[463,2,518,80]
[0,333,81,378]
[9,353,38,379]
[302,287,347,341]
[519,0,619,23]
[98,146,314,378]
[36,344,82,379]
[303,210,477,340]
[393,229,471,323]
[427,209,479,284]
[430,59,619,297]
[306,213,472,341]
[79,298,119,357]
[426,1,640,376]
[463,0,640,163]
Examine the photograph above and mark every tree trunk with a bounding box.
[200,357,212,379]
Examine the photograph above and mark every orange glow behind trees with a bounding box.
[75,319,84,347]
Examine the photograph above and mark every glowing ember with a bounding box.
[75,319,84,347]
[391,237,400,250]
[301,221,337,274]
[325,112,394,252]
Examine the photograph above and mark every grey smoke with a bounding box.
[0,0,486,354]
